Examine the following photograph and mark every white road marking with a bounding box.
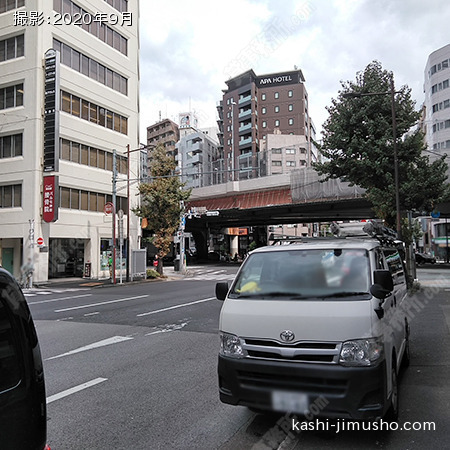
[54,295,149,312]
[137,297,216,317]
[28,293,92,305]
[145,322,189,336]
[45,335,134,360]
[84,312,100,316]
[46,378,108,404]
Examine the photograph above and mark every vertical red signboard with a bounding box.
[43,175,59,223]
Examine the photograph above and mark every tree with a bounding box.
[314,61,449,230]
[133,144,191,274]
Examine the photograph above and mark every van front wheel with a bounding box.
[385,364,399,422]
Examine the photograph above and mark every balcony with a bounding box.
[239,136,252,147]
[190,153,203,165]
[191,141,203,153]
[238,123,252,133]
[238,109,252,119]
[238,94,252,104]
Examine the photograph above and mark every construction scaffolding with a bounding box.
[290,168,366,203]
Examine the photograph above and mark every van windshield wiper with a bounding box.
[319,291,369,299]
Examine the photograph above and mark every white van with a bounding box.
[216,223,410,421]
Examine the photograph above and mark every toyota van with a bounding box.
[216,223,410,420]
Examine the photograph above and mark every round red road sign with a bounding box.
[104,202,114,215]
[37,237,44,246]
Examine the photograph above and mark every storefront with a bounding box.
[48,238,86,278]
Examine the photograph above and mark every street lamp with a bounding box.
[342,77,402,239]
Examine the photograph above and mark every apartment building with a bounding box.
[147,117,180,159]
[0,0,140,281]
[423,43,450,260]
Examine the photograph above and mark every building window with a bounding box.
[261,93,266,100]
[0,133,22,158]
[0,0,24,13]
[275,119,280,127]
[274,92,279,99]
[104,0,128,13]
[288,90,293,97]
[0,34,24,62]
[285,148,295,154]
[288,118,294,125]
[272,148,282,154]
[288,104,293,111]
[272,161,282,166]
[59,137,127,172]
[54,40,127,95]
[274,106,280,113]
[0,83,23,110]
[61,90,128,135]
[0,184,21,208]
[262,107,266,114]
[262,121,267,128]
[53,0,128,55]
[286,161,296,167]
[59,186,125,213]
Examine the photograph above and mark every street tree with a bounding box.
[133,144,191,274]
[314,61,449,234]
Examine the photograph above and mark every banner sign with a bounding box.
[43,175,59,222]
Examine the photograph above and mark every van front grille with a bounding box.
[242,338,341,364]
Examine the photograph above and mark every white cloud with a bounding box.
[139,0,450,141]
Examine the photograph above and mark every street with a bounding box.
[27,264,450,449]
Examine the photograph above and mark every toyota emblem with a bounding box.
[280,330,295,342]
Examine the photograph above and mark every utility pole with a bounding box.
[112,149,117,284]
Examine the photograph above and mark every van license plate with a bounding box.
[271,391,308,414]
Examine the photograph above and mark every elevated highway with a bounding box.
[186,169,373,230]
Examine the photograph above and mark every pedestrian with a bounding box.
[20,258,34,288]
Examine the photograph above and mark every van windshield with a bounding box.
[230,248,370,299]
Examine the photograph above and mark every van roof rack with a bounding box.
[330,221,400,245]
[269,233,304,245]
[269,221,401,246]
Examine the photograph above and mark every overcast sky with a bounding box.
[139,0,449,142]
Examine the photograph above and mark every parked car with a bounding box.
[216,222,410,421]
[0,267,49,450]
[415,252,436,265]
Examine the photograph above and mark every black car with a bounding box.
[415,252,437,265]
[0,268,48,450]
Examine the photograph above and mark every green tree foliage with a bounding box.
[314,61,449,228]
[133,144,191,273]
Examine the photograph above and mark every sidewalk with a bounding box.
[33,265,186,289]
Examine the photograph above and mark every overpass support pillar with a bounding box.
[230,235,239,259]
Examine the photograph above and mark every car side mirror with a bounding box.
[216,282,229,301]
[371,269,394,297]
[371,270,394,319]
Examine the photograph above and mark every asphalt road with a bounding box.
[27,264,450,450]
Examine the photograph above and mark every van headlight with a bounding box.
[220,332,246,358]
[339,338,384,366]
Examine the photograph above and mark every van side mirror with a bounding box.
[216,282,229,301]
[371,269,394,297]
[370,270,394,319]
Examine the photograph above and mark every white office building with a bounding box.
[0,0,140,281]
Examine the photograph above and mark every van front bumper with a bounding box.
[218,355,388,420]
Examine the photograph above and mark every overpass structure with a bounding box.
[186,168,372,230]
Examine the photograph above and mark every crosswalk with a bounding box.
[23,287,90,297]
[184,267,236,282]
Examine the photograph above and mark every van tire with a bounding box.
[402,325,411,369]
[385,362,399,422]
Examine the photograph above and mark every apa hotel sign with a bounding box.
[256,71,303,88]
